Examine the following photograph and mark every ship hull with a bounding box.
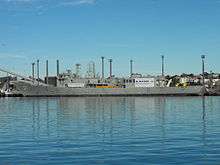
[14,81,205,97]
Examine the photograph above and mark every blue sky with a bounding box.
[0,0,220,78]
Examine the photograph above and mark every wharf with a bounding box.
[0,94,23,97]
[0,91,22,97]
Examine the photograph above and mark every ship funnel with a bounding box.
[46,60,49,84]
[76,63,81,78]
[109,59,112,78]
[57,60,59,76]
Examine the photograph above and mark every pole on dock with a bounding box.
[46,60,49,84]
[32,62,35,83]
[201,55,206,85]
[101,56,105,79]
[130,60,133,78]
[37,59,39,86]
[109,59,112,78]
[57,60,59,77]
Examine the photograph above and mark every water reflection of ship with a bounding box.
[26,96,220,152]
[30,97,169,141]
[56,97,136,127]
[27,97,170,154]
[55,97,167,129]
[31,98,55,141]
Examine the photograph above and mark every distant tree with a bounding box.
[165,75,170,80]
[189,73,194,77]
[181,73,187,77]
[204,72,209,79]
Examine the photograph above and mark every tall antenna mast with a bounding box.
[101,56,105,78]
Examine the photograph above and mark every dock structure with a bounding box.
[0,90,22,97]
[0,67,32,97]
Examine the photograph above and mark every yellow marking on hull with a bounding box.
[96,86,120,88]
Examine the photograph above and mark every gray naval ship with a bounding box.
[14,79,205,97]
[0,60,205,97]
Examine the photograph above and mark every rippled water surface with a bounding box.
[0,96,220,164]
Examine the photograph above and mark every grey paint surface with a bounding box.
[15,81,205,97]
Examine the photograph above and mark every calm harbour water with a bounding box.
[0,96,220,164]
